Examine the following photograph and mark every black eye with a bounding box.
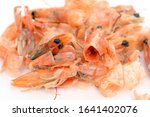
[97,26,102,29]
[133,13,140,18]
[143,38,148,45]
[31,11,36,19]
[121,40,129,47]
[54,38,60,44]
[58,44,63,49]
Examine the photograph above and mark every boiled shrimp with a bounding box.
[29,34,71,60]
[29,45,76,69]
[0,0,150,98]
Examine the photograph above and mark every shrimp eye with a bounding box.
[58,43,63,49]
[121,40,129,47]
[31,11,36,19]
[54,38,60,44]
[143,38,148,45]
[97,26,102,29]
[133,12,140,18]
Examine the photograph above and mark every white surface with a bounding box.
[0,0,150,100]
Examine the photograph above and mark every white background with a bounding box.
[0,0,150,100]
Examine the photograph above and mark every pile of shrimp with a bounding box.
[0,0,150,97]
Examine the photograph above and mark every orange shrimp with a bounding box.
[12,64,78,88]
[117,11,143,27]
[29,34,70,60]
[113,36,140,64]
[31,6,89,28]
[30,7,68,23]
[29,44,76,69]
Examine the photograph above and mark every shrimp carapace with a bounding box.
[83,28,108,62]
[29,34,70,60]
[30,7,68,23]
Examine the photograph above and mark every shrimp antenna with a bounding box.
[53,87,58,100]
